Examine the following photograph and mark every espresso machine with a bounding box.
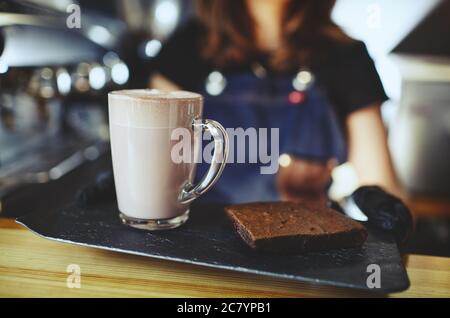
[0,0,193,216]
[0,0,131,216]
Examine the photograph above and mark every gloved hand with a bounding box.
[351,186,413,244]
[76,170,116,207]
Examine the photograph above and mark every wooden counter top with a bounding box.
[0,218,448,298]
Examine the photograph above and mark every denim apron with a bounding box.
[196,69,346,204]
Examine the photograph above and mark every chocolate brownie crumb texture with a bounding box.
[225,201,368,253]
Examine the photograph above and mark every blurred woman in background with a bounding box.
[151,0,401,203]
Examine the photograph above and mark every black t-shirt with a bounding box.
[153,19,388,119]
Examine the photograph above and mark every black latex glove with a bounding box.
[76,170,116,207]
[351,186,413,244]
[327,200,345,214]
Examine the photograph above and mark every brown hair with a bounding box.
[195,0,353,71]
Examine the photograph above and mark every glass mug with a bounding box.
[108,89,228,230]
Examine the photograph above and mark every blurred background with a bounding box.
[0,0,449,256]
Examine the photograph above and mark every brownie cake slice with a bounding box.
[225,201,367,253]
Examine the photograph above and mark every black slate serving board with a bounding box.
[17,202,410,293]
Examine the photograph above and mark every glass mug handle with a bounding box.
[178,119,229,204]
